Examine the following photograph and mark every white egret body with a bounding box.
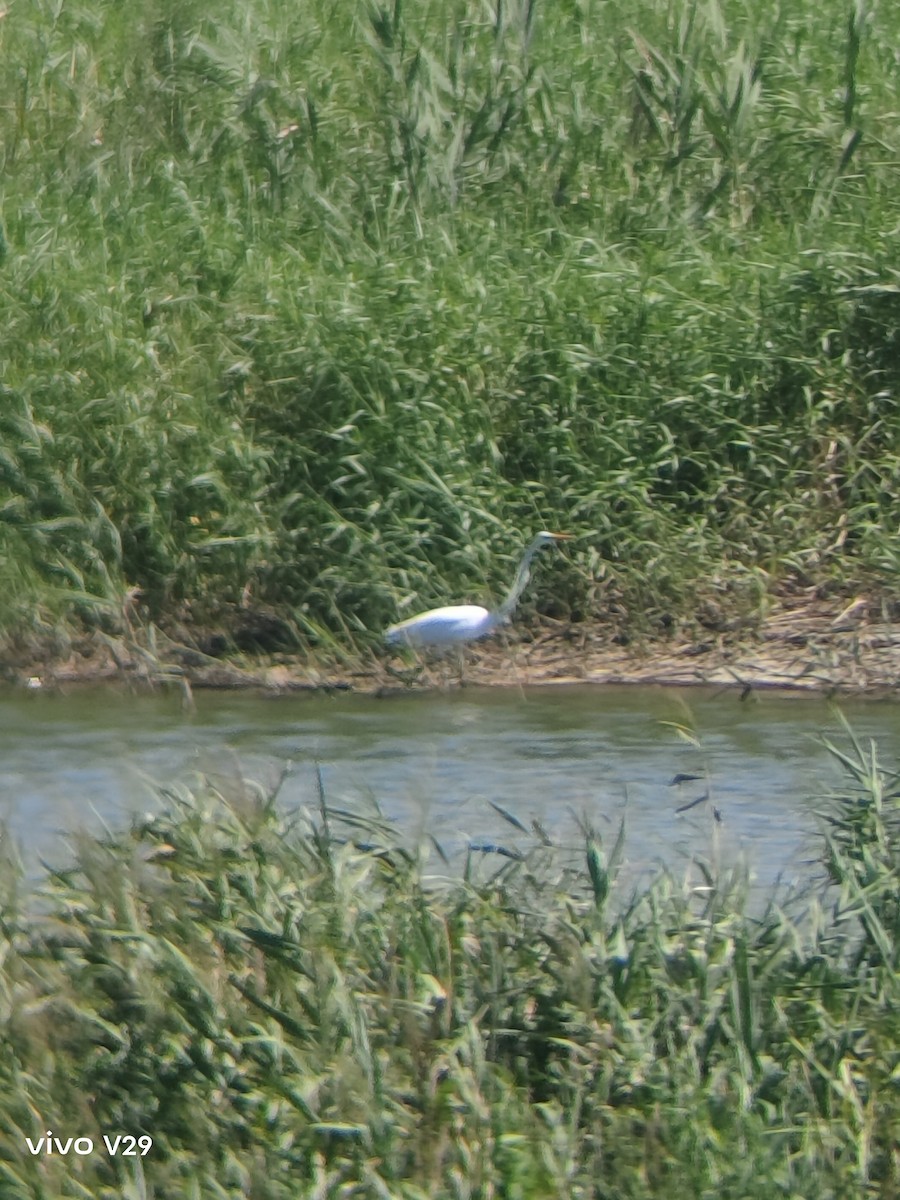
[385,531,571,650]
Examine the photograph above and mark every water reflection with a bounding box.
[1,684,897,889]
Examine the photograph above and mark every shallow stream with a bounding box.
[2,684,898,891]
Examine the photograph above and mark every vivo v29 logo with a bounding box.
[25,1132,153,1156]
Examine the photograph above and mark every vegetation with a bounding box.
[0,0,898,656]
[0,731,896,1197]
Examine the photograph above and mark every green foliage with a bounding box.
[0,735,898,1196]
[0,0,897,650]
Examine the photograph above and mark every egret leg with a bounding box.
[423,648,464,689]
[456,648,467,686]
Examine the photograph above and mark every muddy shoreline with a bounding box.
[8,594,898,697]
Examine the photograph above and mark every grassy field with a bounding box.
[0,0,898,660]
[0,729,897,1197]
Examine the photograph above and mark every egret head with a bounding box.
[534,530,572,546]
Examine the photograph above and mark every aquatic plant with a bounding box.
[0,0,898,653]
[0,732,897,1197]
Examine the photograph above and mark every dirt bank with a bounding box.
[8,592,898,696]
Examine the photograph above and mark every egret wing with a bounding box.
[385,605,495,648]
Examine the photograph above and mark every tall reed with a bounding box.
[0,732,897,1196]
[0,0,897,652]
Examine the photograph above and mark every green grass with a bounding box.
[0,730,897,1197]
[0,0,898,655]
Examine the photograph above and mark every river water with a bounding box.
[2,684,897,890]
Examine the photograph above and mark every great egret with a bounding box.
[385,531,572,650]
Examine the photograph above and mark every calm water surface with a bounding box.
[2,684,898,889]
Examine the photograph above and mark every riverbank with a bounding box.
[9,589,898,696]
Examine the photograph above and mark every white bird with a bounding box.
[385,531,572,650]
